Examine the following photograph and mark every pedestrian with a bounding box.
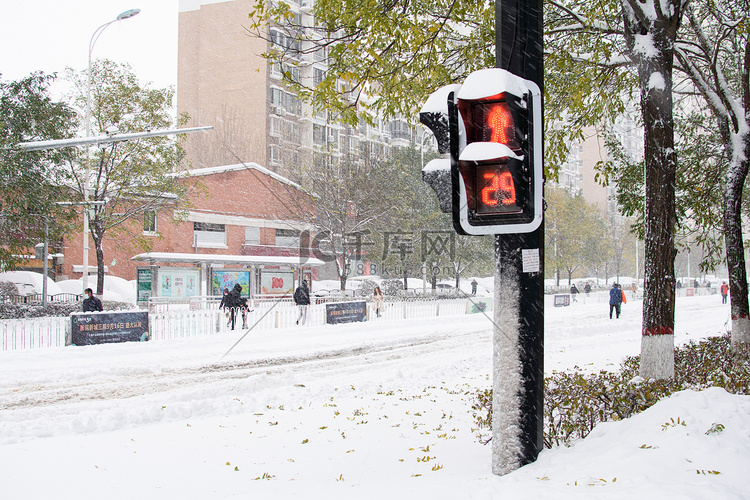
[82,288,103,312]
[570,283,579,302]
[239,296,250,329]
[225,283,243,330]
[372,286,385,318]
[631,282,637,299]
[294,280,310,325]
[609,283,623,319]
[219,287,231,325]
[584,282,591,296]
[471,279,478,296]
[721,281,729,304]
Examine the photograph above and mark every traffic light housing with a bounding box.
[419,85,461,214]
[449,68,543,235]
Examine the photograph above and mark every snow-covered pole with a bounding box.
[418,0,545,475]
[492,0,545,474]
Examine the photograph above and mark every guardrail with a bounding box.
[149,296,479,339]
[0,295,490,351]
[3,293,82,304]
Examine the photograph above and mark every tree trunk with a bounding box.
[724,145,750,346]
[724,40,750,347]
[92,228,105,296]
[339,255,348,292]
[639,52,677,379]
[622,0,682,379]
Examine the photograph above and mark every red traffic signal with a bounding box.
[461,99,519,149]
[448,69,543,235]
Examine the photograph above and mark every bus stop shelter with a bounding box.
[131,252,326,303]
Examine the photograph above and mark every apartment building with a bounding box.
[177,0,415,181]
[554,114,644,217]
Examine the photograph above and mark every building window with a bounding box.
[313,123,325,145]
[245,226,260,245]
[269,28,300,53]
[276,229,300,248]
[328,128,339,150]
[313,67,325,87]
[143,211,157,234]
[270,61,282,80]
[283,92,301,116]
[388,120,411,141]
[288,121,301,145]
[270,145,281,165]
[193,222,226,248]
[270,87,283,110]
[340,132,347,152]
[270,116,282,137]
[348,135,359,154]
[271,87,301,116]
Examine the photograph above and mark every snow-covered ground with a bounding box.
[0,294,747,499]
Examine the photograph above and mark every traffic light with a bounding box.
[419,84,461,214]
[449,68,543,235]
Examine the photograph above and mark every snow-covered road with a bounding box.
[1,319,491,413]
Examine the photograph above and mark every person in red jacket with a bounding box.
[720,282,729,304]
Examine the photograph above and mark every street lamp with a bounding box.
[418,127,433,295]
[83,8,140,294]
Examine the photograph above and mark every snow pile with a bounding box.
[0,271,64,296]
[57,276,137,303]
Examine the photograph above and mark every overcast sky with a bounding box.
[0,0,179,96]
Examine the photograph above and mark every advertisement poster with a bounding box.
[159,268,200,298]
[260,271,295,295]
[212,270,250,296]
[326,301,367,324]
[554,294,571,307]
[70,311,149,346]
[466,298,492,314]
[137,268,152,302]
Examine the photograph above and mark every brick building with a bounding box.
[61,162,321,300]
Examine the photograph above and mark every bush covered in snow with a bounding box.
[0,281,18,298]
[0,301,134,319]
[472,335,750,447]
[381,279,404,295]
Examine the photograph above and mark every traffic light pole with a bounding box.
[491,0,545,474]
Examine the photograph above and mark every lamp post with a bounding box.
[419,127,432,296]
[83,8,140,294]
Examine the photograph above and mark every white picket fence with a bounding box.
[0,317,69,351]
[0,296,491,351]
